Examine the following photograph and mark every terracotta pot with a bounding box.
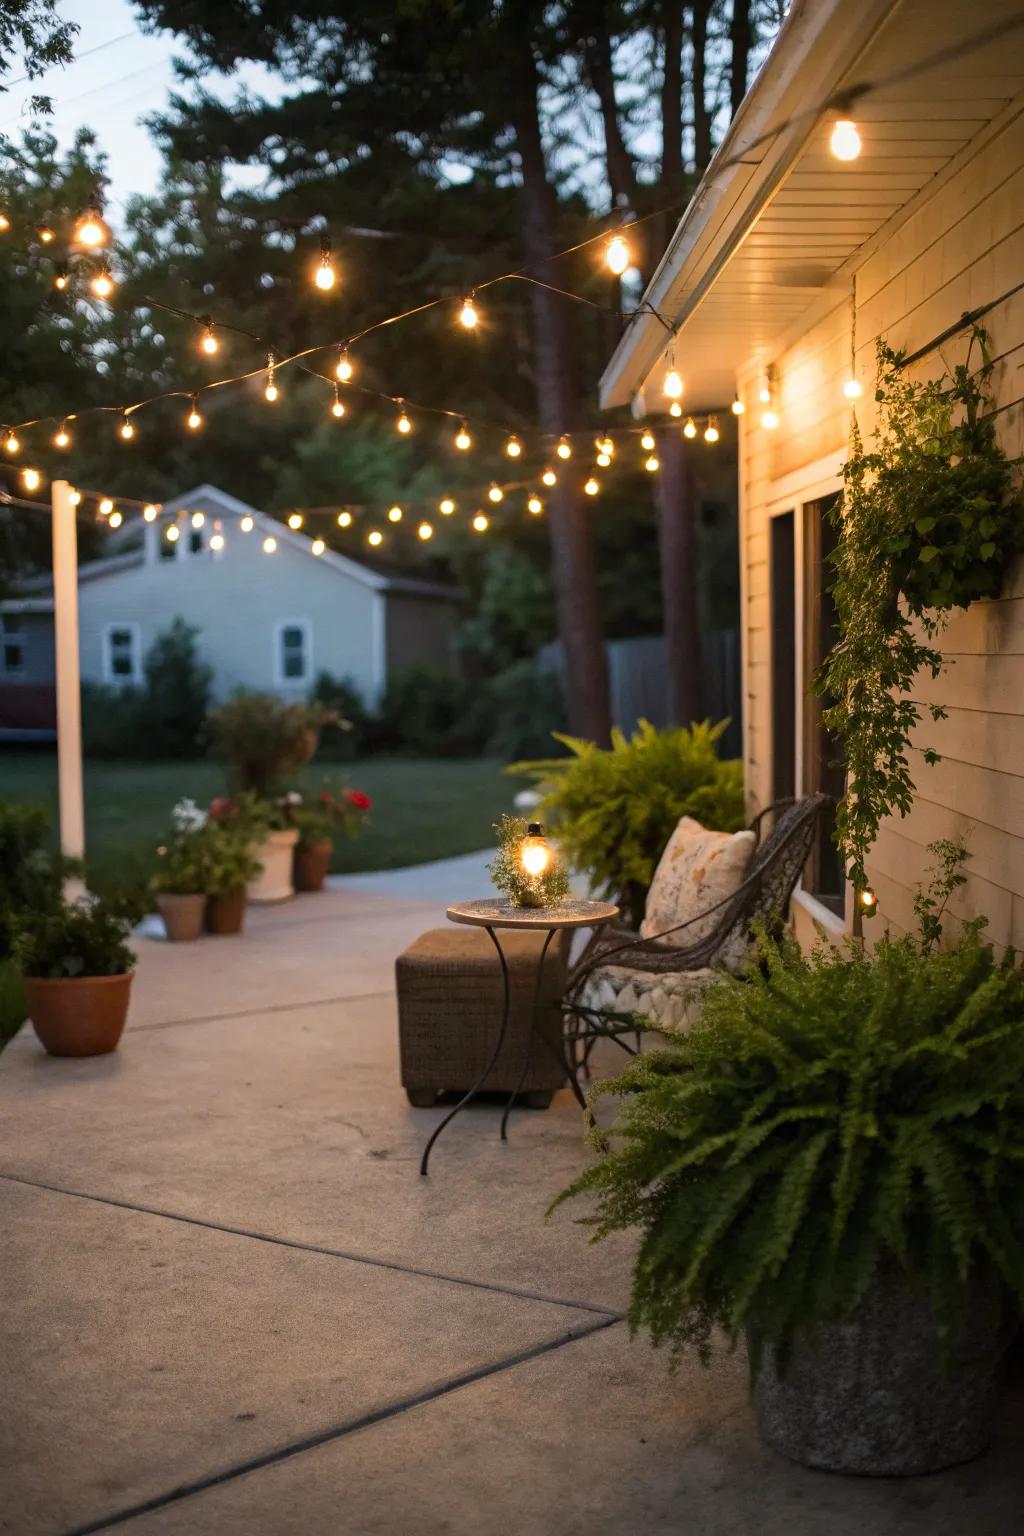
[156,891,206,942]
[294,839,333,893]
[206,890,247,935]
[247,828,299,903]
[25,971,133,1057]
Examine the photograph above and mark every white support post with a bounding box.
[51,480,85,888]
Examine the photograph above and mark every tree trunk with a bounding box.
[691,0,713,172]
[660,4,683,192]
[511,42,612,744]
[730,0,754,120]
[586,18,639,211]
[655,427,704,724]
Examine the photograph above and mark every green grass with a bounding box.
[0,751,521,903]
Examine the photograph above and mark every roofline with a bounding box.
[599,0,900,410]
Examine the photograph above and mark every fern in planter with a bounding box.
[817,329,1022,890]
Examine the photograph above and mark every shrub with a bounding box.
[374,664,488,757]
[206,692,319,797]
[81,619,212,759]
[483,660,566,763]
[310,671,369,758]
[511,719,744,920]
[14,895,136,979]
[0,801,66,958]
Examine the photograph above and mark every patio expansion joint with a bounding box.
[129,987,393,1033]
[0,1172,625,1320]
[60,1311,621,1536]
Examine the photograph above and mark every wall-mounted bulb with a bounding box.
[527,495,543,515]
[53,422,70,448]
[541,468,557,487]
[556,436,572,460]
[505,435,522,458]
[843,377,863,401]
[488,485,503,504]
[335,348,353,382]
[388,505,403,523]
[605,233,629,275]
[439,498,455,515]
[368,529,383,547]
[166,523,180,543]
[314,239,336,291]
[143,504,158,522]
[644,455,659,473]
[704,417,720,444]
[454,422,472,451]
[191,511,205,529]
[99,497,114,516]
[119,414,135,441]
[210,532,225,551]
[731,397,745,416]
[262,536,277,554]
[472,513,489,533]
[240,514,254,532]
[641,430,655,451]
[459,295,478,329]
[287,512,303,530]
[830,118,861,161]
[337,510,352,528]
[22,468,41,491]
[583,476,600,495]
[417,521,433,541]
[108,510,123,529]
[683,418,697,439]
[187,396,203,431]
[311,537,326,555]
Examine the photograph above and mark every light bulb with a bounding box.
[200,323,218,356]
[186,396,202,431]
[0,213,9,232]
[22,468,41,491]
[641,430,655,451]
[108,510,123,529]
[388,506,403,523]
[240,515,254,532]
[287,512,303,530]
[264,379,278,403]
[331,385,345,418]
[368,529,383,547]
[596,436,614,457]
[584,477,599,495]
[859,886,878,916]
[439,498,455,515]
[335,349,353,382]
[454,423,472,451]
[311,537,326,555]
[90,268,114,299]
[843,377,863,401]
[53,423,70,448]
[396,410,412,434]
[74,205,109,248]
[830,118,861,161]
[667,402,681,418]
[731,397,745,416]
[663,366,683,399]
[541,468,557,487]
[99,498,114,515]
[54,270,68,292]
[210,532,225,551]
[417,521,433,541]
[683,418,697,439]
[644,456,659,473]
[505,435,522,458]
[314,249,336,291]
[459,296,478,329]
[68,489,80,506]
[166,524,180,543]
[605,233,629,275]
[596,451,611,467]
[191,511,205,529]
[488,485,503,504]
[520,823,552,878]
[762,409,779,430]
[704,418,720,444]
[472,513,489,533]
[119,416,134,441]
[337,510,352,528]
[556,437,572,460]
[758,384,771,404]
[37,225,55,244]
[143,504,158,522]
[527,495,543,515]
[263,536,277,554]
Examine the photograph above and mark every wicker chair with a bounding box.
[564,794,830,1059]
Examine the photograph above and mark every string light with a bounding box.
[556,436,572,460]
[191,511,205,528]
[472,512,489,533]
[262,535,277,554]
[187,395,203,430]
[843,377,863,401]
[459,294,478,329]
[417,521,433,541]
[663,352,683,399]
[335,348,353,382]
[527,495,543,515]
[505,435,522,458]
[68,489,80,506]
[22,468,41,492]
[596,450,611,467]
[311,537,326,555]
[596,437,614,457]
[37,225,55,244]
[641,430,655,451]
[210,532,225,551]
[54,268,68,291]
[488,484,503,504]
[99,497,114,516]
[90,266,114,299]
[314,237,336,292]
[240,514,254,532]
[454,422,472,451]
[704,416,720,444]
[200,320,218,356]
[108,510,123,529]
[388,505,403,522]
[331,383,346,418]
[119,413,135,441]
[439,498,455,515]
[669,401,683,418]
[541,468,557,487]
[166,524,180,543]
[731,397,745,416]
[683,418,697,439]
[264,352,279,403]
[830,118,862,161]
[368,529,383,547]
[605,233,630,275]
[583,476,599,495]
[287,512,303,530]
[858,886,878,917]
[644,455,659,473]
[143,503,158,522]
[337,510,352,527]
[396,405,412,434]
[0,213,8,233]
[73,200,109,249]
[53,421,71,448]
[4,431,19,455]
[762,407,779,430]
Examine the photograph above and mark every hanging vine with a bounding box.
[816,327,1022,891]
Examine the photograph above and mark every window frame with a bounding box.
[102,621,142,686]
[1,614,26,676]
[273,618,312,687]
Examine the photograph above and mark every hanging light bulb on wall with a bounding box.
[143,503,158,522]
[166,524,180,544]
[287,512,303,530]
[527,495,543,515]
[99,497,114,516]
[644,455,659,473]
[663,349,683,399]
[583,476,599,495]
[22,467,41,491]
[843,376,863,401]
[263,536,278,554]
[830,118,862,161]
[240,514,254,532]
[108,510,123,529]
[191,511,205,528]
[641,430,655,451]
[210,532,225,551]
[4,431,20,455]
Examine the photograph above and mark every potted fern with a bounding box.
[556,846,1024,1475]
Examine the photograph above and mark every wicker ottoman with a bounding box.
[396,926,569,1109]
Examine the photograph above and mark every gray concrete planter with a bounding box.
[752,1270,1005,1476]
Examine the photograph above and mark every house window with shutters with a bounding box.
[103,623,142,685]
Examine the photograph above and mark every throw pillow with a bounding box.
[641,823,756,967]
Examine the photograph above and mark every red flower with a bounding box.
[208,797,239,822]
[320,791,333,806]
[346,789,371,811]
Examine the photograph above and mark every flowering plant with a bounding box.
[293,784,372,847]
[153,799,211,895]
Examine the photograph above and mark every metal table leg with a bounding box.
[500,926,556,1140]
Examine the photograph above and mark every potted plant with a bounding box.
[555,846,1024,1476]
[293,783,372,893]
[204,799,265,933]
[152,799,209,941]
[14,895,136,1056]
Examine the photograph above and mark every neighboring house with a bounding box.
[0,485,461,734]
[601,0,1024,948]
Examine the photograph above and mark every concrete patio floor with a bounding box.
[2,859,1023,1536]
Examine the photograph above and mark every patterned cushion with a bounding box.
[641,819,756,968]
[576,963,720,1033]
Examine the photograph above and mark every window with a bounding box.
[802,496,845,916]
[275,621,311,685]
[769,513,796,803]
[189,527,205,555]
[103,623,141,685]
[1,615,25,675]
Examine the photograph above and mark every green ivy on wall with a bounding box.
[816,328,1022,892]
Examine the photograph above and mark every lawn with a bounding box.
[0,751,523,902]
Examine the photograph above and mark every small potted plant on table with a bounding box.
[204,798,265,934]
[153,799,209,941]
[15,896,136,1056]
[293,783,372,893]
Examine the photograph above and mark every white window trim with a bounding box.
[1,615,25,676]
[273,618,313,687]
[102,621,142,686]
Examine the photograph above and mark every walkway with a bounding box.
[2,863,1022,1535]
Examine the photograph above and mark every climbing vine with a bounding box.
[816,329,1022,891]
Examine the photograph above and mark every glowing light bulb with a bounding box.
[758,383,771,404]
[240,515,254,532]
[0,213,8,232]
[505,435,522,458]
[368,529,383,547]
[74,205,109,248]
[488,485,503,504]
[263,536,277,554]
[520,823,552,877]
[527,495,543,515]
[311,538,326,555]
[556,437,572,460]
[143,504,158,522]
[337,510,352,528]
[663,367,683,400]
[90,268,114,299]
[459,295,478,329]
[830,118,861,162]
[4,431,19,455]
[641,431,655,451]
[596,451,611,468]
[166,524,180,543]
[265,379,278,403]
[762,408,779,431]
[119,415,135,441]
[683,418,697,439]
[53,422,70,448]
[37,226,55,244]
[731,397,745,416]
[843,377,863,401]
[99,498,114,516]
[286,513,302,530]
[472,513,489,533]
[454,423,472,451]
[417,521,433,541]
[704,418,720,444]
[210,532,225,551]
[584,477,599,495]
[858,886,878,916]
[331,385,345,418]
[644,456,659,473]
[187,396,203,431]
[191,511,205,529]
[68,489,80,506]
[388,506,403,523]
[54,269,68,292]
[108,510,123,529]
[335,349,353,382]
[667,402,681,418]
[314,244,336,291]
[396,410,412,434]
[22,468,41,491]
[542,468,557,487]
[605,233,629,275]
[200,322,218,356]
[439,498,455,515]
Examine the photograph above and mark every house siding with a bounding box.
[739,107,1024,941]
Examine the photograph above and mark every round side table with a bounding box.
[419,897,618,1176]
